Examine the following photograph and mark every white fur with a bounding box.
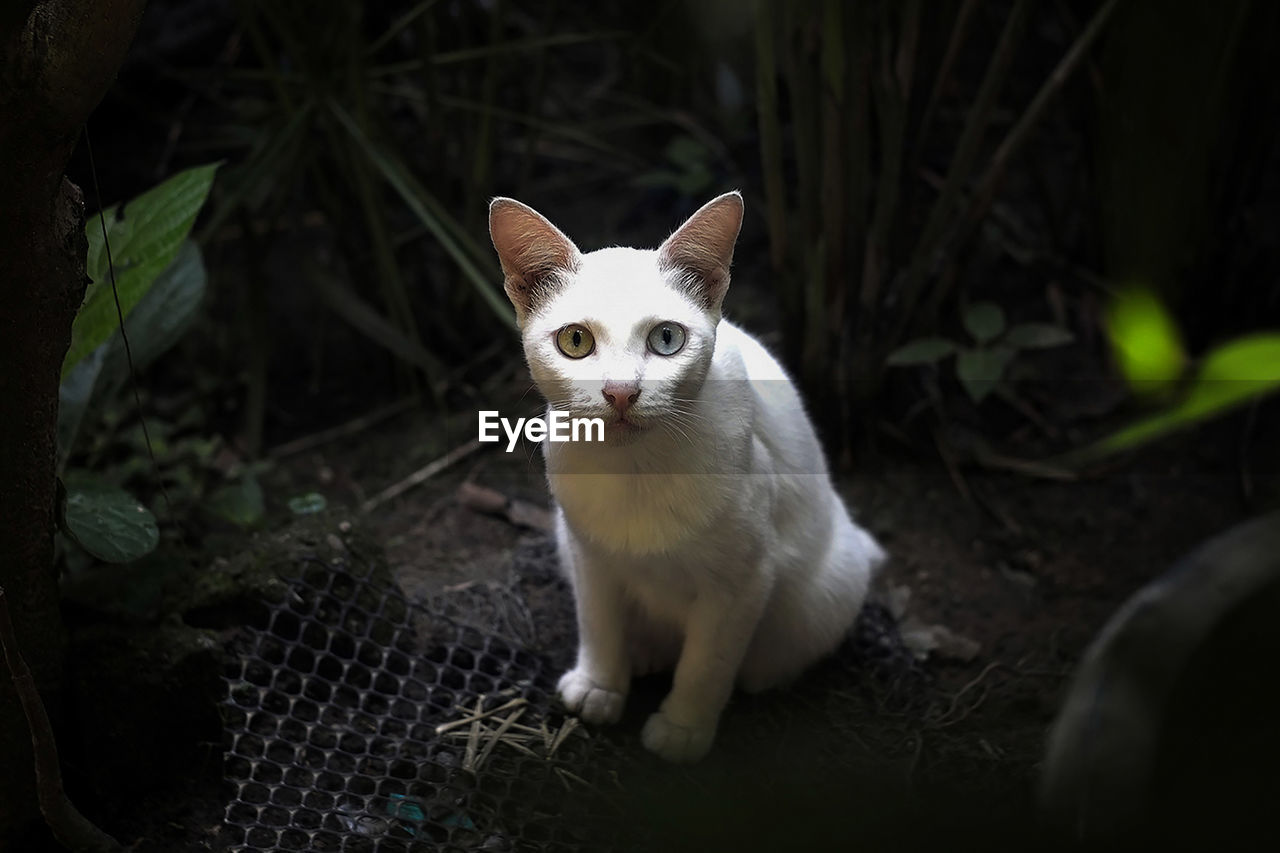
[502,210,885,763]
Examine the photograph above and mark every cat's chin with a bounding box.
[602,417,649,445]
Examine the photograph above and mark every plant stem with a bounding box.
[1,587,122,852]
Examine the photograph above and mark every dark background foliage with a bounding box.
[70,0,1280,458]
[8,0,1280,848]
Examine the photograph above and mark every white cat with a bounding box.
[489,191,885,763]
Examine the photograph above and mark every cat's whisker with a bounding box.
[665,409,703,430]
[658,419,693,445]
[664,410,711,432]
[671,407,710,424]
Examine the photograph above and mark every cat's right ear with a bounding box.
[489,198,582,325]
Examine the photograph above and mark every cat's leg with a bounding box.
[624,594,686,676]
[627,605,682,677]
[641,578,770,762]
[556,527,630,725]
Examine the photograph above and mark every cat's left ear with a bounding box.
[657,190,744,312]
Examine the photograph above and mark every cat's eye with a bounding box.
[556,324,595,359]
[647,322,686,356]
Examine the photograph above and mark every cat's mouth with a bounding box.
[559,400,652,434]
[607,413,646,431]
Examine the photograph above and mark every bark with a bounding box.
[0,0,146,841]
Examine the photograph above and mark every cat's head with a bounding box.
[489,192,743,440]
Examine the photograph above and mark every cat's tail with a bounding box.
[852,519,888,579]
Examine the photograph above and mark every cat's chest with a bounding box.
[549,470,732,555]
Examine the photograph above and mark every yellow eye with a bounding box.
[556,324,595,359]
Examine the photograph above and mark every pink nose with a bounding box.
[602,380,641,413]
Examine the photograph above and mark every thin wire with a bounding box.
[83,126,185,549]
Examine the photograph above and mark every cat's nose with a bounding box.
[602,380,641,414]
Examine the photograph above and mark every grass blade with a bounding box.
[328,99,515,329]
[894,0,1035,337]
[366,0,443,56]
[966,0,1122,228]
[308,260,448,383]
[915,0,978,154]
[753,0,788,270]
[198,98,315,240]
[368,31,627,75]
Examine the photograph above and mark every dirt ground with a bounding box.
[256,364,1268,850]
[54,360,1274,852]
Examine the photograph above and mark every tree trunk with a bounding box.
[0,0,146,841]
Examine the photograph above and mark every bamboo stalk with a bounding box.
[966,0,1122,230]
[753,0,789,272]
[914,0,978,156]
[862,0,919,322]
[926,0,1121,321]
[895,0,1036,338]
[820,0,849,361]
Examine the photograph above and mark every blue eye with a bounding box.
[647,322,686,356]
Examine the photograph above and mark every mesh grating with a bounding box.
[222,551,619,852]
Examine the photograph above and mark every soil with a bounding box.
[46,188,1279,850]
[243,368,1273,851]
[46,327,1278,853]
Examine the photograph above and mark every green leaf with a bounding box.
[956,346,1015,402]
[963,302,1006,344]
[287,493,328,515]
[1092,333,1280,454]
[1105,286,1186,393]
[111,240,207,369]
[328,101,514,329]
[886,337,958,366]
[58,241,207,462]
[424,31,628,66]
[62,482,159,563]
[207,473,265,528]
[310,262,446,376]
[57,346,108,466]
[200,101,315,240]
[64,164,220,377]
[1005,323,1074,349]
[665,136,710,170]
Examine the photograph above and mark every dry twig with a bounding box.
[928,661,1003,728]
[474,706,527,772]
[362,438,485,513]
[463,698,484,771]
[269,398,417,459]
[435,697,528,735]
[547,717,579,758]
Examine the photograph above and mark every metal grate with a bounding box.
[221,547,619,852]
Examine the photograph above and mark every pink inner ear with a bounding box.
[491,202,578,276]
[658,193,744,306]
[490,199,581,314]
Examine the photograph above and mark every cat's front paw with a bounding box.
[641,710,716,763]
[557,668,626,725]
